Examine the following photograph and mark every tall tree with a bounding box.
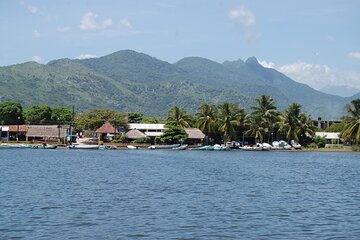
[51,106,73,124]
[251,95,279,142]
[23,105,52,124]
[128,112,144,123]
[75,109,127,131]
[342,99,360,144]
[278,103,302,142]
[0,102,23,124]
[195,103,218,139]
[218,102,245,142]
[296,112,317,144]
[165,106,193,128]
[245,114,265,143]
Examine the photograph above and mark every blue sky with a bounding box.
[1,0,360,92]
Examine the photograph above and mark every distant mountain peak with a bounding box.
[245,57,260,65]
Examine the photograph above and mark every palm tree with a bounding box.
[195,103,219,142]
[342,99,360,144]
[278,103,302,142]
[251,95,279,142]
[165,106,193,128]
[218,102,245,142]
[296,112,316,144]
[245,114,265,143]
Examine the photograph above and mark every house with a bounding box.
[26,125,68,142]
[184,128,205,145]
[0,125,29,141]
[315,132,342,146]
[128,123,166,137]
[313,117,341,130]
[95,122,118,141]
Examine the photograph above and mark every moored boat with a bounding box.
[172,144,188,150]
[68,144,100,150]
[148,144,180,149]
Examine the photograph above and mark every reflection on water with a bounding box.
[0,149,359,239]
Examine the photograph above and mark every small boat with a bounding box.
[240,143,263,151]
[190,145,214,150]
[148,144,180,149]
[32,143,57,149]
[68,144,100,150]
[0,143,32,148]
[213,144,227,151]
[290,140,302,150]
[279,140,292,150]
[172,144,188,150]
[262,143,272,151]
[127,145,138,149]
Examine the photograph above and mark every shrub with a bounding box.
[351,145,360,152]
[307,143,318,149]
[313,136,326,148]
[133,137,151,144]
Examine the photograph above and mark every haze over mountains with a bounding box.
[0,50,358,119]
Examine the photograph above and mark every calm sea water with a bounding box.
[0,149,359,239]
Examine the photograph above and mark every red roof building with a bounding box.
[95,122,118,134]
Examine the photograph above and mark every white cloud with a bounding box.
[228,6,256,27]
[79,12,113,30]
[259,60,360,90]
[27,5,38,14]
[76,54,98,59]
[228,6,259,42]
[57,26,71,33]
[348,52,360,60]
[31,56,43,63]
[32,29,40,38]
[120,18,133,28]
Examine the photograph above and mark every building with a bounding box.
[128,123,166,138]
[26,125,68,142]
[184,128,205,145]
[313,117,341,131]
[315,132,342,146]
[95,122,118,141]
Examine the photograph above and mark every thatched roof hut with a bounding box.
[95,122,118,134]
[126,129,147,139]
[185,128,205,139]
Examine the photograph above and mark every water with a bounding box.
[0,149,359,239]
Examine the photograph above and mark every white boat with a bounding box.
[213,144,227,151]
[290,140,302,150]
[279,140,292,150]
[0,143,32,148]
[240,143,262,151]
[148,144,180,149]
[32,143,57,149]
[127,145,138,149]
[68,144,100,150]
[172,144,188,150]
[262,143,272,151]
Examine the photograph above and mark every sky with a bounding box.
[1,0,360,94]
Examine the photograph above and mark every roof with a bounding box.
[315,132,340,140]
[27,125,68,138]
[129,123,166,130]
[126,129,146,139]
[185,128,205,139]
[95,122,118,134]
[8,125,29,132]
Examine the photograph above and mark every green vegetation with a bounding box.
[0,50,352,118]
[1,96,359,151]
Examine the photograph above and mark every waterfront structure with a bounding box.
[315,132,342,146]
[95,122,118,141]
[128,123,166,137]
[184,128,205,145]
[313,117,341,130]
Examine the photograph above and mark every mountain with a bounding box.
[320,85,360,98]
[0,50,354,119]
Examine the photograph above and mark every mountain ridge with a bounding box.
[0,50,352,119]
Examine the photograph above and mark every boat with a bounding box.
[127,145,138,149]
[290,140,302,150]
[213,144,227,151]
[262,143,272,151]
[32,143,57,149]
[190,145,214,150]
[68,144,100,150]
[148,144,180,149]
[240,143,263,151]
[172,144,188,150]
[0,143,32,148]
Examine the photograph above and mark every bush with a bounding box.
[351,145,360,152]
[313,136,326,148]
[307,143,318,149]
[133,137,151,144]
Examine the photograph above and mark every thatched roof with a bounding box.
[27,125,68,138]
[185,128,205,139]
[126,129,146,139]
[96,122,118,134]
[8,125,29,132]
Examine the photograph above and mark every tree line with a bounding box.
[0,96,359,145]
